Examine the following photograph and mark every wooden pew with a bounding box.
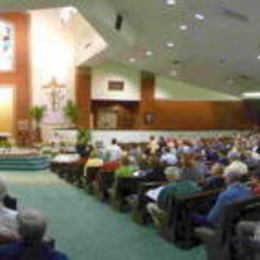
[93,170,115,201]
[159,188,222,248]
[83,167,101,194]
[195,195,260,260]
[50,159,86,187]
[109,176,144,212]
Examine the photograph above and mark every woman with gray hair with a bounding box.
[0,209,69,260]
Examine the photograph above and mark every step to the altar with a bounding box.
[0,155,49,170]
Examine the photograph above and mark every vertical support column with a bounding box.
[138,71,155,129]
[75,67,91,128]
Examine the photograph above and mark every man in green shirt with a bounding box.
[147,166,201,226]
[115,156,137,178]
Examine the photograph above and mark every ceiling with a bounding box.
[1,0,260,96]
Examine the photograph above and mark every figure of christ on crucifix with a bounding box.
[43,77,67,112]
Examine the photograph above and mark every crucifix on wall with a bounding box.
[43,77,67,112]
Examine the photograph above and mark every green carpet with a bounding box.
[0,170,206,260]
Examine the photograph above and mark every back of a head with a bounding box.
[111,138,117,145]
[211,163,224,177]
[164,147,171,154]
[18,209,47,244]
[164,167,180,182]
[148,155,160,169]
[120,156,130,166]
[224,161,248,177]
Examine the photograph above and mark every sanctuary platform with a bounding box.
[0,148,49,170]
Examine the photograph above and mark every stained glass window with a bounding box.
[0,21,14,71]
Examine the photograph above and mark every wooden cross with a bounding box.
[43,77,66,112]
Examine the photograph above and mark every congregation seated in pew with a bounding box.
[50,132,260,252]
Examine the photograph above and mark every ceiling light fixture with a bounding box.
[166,42,175,48]
[166,0,176,6]
[242,92,260,98]
[145,50,153,56]
[257,55,260,60]
[179,25,188,30]
[194,14,205,20]
[129,58,136,63]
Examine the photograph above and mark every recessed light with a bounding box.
[145,50,153,56]
[129,58,136,62]
[166,0,176,6]
[170,70,177,77]
[166,42,175,48]
[194,14,205,20]
[180,25,188,30]
[257,55,260,60]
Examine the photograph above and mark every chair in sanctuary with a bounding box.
[195,196,260,260]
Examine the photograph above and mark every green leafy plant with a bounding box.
[29,105,46,130]
[0,140,11,148]
[77,128,91,145]
[63,100,79,126]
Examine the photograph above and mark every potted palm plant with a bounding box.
[29,105,46,142]
[76,127,91,157]
[63,100,79,127]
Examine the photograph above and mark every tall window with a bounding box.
[0,21,15,71]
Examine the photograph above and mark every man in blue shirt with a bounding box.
[207,170,253,225]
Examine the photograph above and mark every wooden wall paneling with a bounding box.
[75,67,91,128]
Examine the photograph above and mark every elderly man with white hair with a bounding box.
[224,157,248,178]
[0,209,69,259]
[206,167,253,225]
[146,166,201,226]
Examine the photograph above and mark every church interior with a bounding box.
[0,0,259,259]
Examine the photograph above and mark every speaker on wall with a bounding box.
[115,14,123,31]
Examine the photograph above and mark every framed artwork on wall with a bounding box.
[144,112,155,125]
[108,81,124,91]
